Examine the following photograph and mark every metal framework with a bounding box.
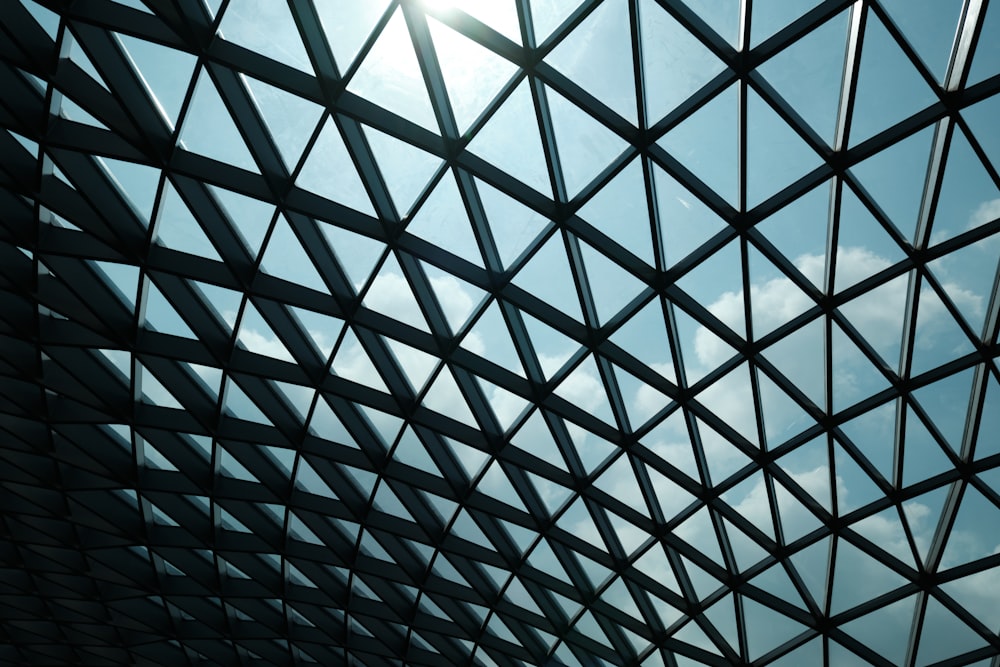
[1,0,1000,665]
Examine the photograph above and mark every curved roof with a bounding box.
[1,0,999,665]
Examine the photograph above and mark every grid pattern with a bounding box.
[2,0,1000,665]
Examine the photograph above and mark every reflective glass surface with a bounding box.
[1,1,999,666]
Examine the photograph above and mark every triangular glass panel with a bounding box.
[217,0,312,73]
[929,125,1000,245]
[763,316,825,410]
[926,232,998,335]
[774,474,824,542]
[60,96,108,129]
[850,506,914,567]
[295,116,375,215]
[422,366,478,427]
[722,516,769,571]
[577,237,646,326]
[611,362,672,429]
[318,222,385,291]
[476,376,530,432]
[24,2,60,39]
[511,409,568,472]
[478,461,530,513]
[468,80,551,195]
[384,337,438,393]
[674,505,724,566]
[837,271,910,373]
[525,470,574,517]
[909,282,975,376]
[526,537,573,584]
[901,483,950,566]
[829,537,907,614]
[830,320,892,412]
[259,215,326,291]
[849,125,933,243]
[653,164,727,269]
[757,8,849,145]
[677,238,746,338]
[530,0,584,45]
[391,433,440,485]
[428,16,518,133]
[313,0,391,73]
[913,368,973,455]
[94,261,140,310]
[880,0,963,84]
[361,253,430,332]
[222,377,272,425]
[940,483,1000,569]
[98,157,160,226]
[154,182,220,260]
[838,593,916,665]
[407,172,484,267]
[554,354,616,426]
[682,0,740,46]
[547,0,636,124]
[914,594,990,665]
[294,457,338,499]
[422,262,488,334]
[237,301,293,362]
[331,328,388,392]
[833,188,907,294]
[565,418,618,473]
[461,300,525,377]
[746,89,822,208]
[178,68,258,172]
[962,93,1000,174]
[787,536,831,608]
[475,177,552,269]
[365,125,441,217]
[288,306,342,361]
[670,303,736,385]
[308,395,357,446]
[838,400,896,485]
[513,232,583,321]
[657,83,738,206]
[609,298,677,383]
[741,596,809,662]
[556,497,603,552]
[138,364,183,409]
[346,8,438,132]
[722,470,775,538]
[939,565,1000,636]
[833,439,888,515]
[546,85,628,198]
[244,76,324,172]
[747,245,814,338]
[753,181,830,292]
[633,544,682,595]
[116,34,197,128]
[696,362,760,447]
[849,9,937,146]
[272,380,312,423]
[639,0,725,125]
[209,185,274,258]
[578,158,654,264]
[142,281,196,339]
[521,308,581,380]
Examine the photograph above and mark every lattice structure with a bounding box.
[2,0,1000,665]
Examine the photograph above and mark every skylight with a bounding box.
[1,0,999,665]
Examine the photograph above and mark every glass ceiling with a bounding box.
[1,0,999,665]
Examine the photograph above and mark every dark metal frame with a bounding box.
[2,0,999,665]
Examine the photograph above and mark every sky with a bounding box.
[17,0,1000,664]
